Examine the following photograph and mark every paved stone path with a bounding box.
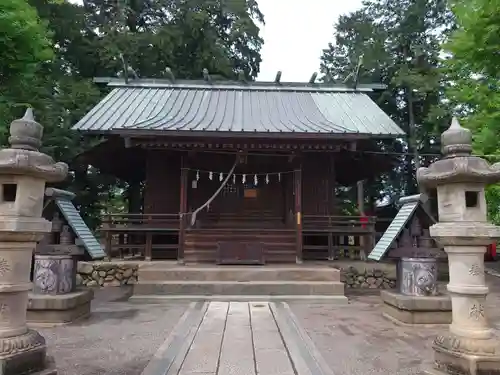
[42,276,500,375]
[141,301,331,375]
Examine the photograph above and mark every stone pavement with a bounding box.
[37,287,189,375]
[290,275,500,375]
[141,301,331,375]
[36,274,500,375]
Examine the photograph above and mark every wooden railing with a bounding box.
[98,213,393,262]
[302,215,377,261]
[102,213,180,230]
[100,213,181,260]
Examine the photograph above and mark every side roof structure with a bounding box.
[45,188,106,259]
[368,194,436,261]
[73,78,405,137]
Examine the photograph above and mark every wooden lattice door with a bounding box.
[218,183,242,213]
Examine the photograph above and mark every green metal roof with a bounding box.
[73,79,405,136]
[46,188,106,259]
[368,195,424,261]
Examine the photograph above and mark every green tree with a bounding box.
[0,0,53,132]
[100,0,261,79]
[1,0,265,228]
[0,0,53,84]
[320,0,454,207]
[445,0,500,223]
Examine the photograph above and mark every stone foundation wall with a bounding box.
[75,260,398,289]
[76,261,138,287]
[335,262,397,289]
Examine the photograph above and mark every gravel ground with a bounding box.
[289,275,500,375]
[37,287,189,375]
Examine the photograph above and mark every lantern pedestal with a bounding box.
[422,223,500,375]
[381,258,451,325]
[27,289,93,327]
[0,219,56,375]
[28,254,92,326]
[381,290,451,325]
[423,335,500,375]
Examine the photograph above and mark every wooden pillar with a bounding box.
[357,180,368,260]
[145,229,153,261]
[103,215,112,259]
[126,181,142,213]
[294,166,303,264]
[127,180,142,256]
[328,155,336,260]
[357,180,365,215]
[178,156,188,264]
[351,140,367,260]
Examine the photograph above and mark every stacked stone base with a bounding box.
[380,290,452,325]
[423,334,500,375]
[339,264,397,289]
[27,289,93,327]
[77,262,138,287]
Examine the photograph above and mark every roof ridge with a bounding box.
[93,77,386,93]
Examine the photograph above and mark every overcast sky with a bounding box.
[257,0,363,82]
[68,0,363,82]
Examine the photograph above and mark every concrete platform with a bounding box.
[133,264,347,301]
[141,301,333,375]
[27,289,93,327]
[134,280,345,295]
[139,265,341,282]
[380,290,452,325]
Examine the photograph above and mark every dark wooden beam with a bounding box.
[128,138,354,152]
[294,163,303,264]
[178,156,188,264]
[110,129,394,140]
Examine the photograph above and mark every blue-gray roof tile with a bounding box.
[55,198,106,259]
[368,194,430,261]
[73,81,404,136]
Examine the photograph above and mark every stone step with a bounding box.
[138,266,341,282]
[133,280,345,296]
[129,294,348,303]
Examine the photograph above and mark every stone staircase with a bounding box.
[130,264,347,303]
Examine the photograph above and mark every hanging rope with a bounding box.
[189,155,239,227]
[190,168,294,177]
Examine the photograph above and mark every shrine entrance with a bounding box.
[187,153,291,230]
[205,177,288,229]
[183,154,295,264]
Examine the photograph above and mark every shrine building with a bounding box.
[73,75,405,264]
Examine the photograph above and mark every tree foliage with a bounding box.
[445,0,500,223]
[0,0,53,84]
[320,0,454,209]
[1,0,264,228]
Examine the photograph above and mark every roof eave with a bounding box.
[73,128,406,140]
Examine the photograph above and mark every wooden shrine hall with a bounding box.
[73,75,405,264]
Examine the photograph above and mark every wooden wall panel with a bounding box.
[142,151,339,217]
[143,150,181,214]
[301,154,337,215]
[186,153,287,217]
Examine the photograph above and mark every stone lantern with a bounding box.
[417,117,500,375]
[0,109,68,375]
